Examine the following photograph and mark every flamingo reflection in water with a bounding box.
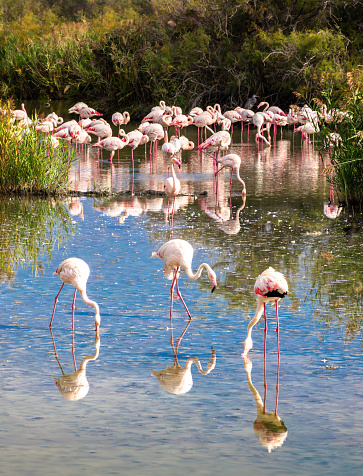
[243,356,287,452]
[151,319,216,395]
[199,193,246,235]
[50,329,100,401]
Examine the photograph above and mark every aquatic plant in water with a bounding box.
[318,72,363,207]
[0,100,74,195]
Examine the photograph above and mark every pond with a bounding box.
[1,101,363,475]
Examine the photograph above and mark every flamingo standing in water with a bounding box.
[151,239,217,334]
[242,267,288,358]
[164,157,181,228]
[215,153,247,198]
[112,111,130,133]
[92,131,129,162]
[50,258,101,332]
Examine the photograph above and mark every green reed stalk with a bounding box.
[318,90,363,207]
[0,100,74,194]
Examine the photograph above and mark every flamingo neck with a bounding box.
[185,262,213,281]
[243,299,265,355]
[79,289,101,327]
[235,168,246,194]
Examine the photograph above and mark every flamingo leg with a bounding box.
[264,302,267,361]
[169,268,179,357]
[175,318,192,354]
[49,327,64,374]
[175,277,191,318]
[71,288,77,333]
[49,283,64,328]
[275,342,280,415]
[276,300,280,359]
[72,326,77,370]
[263,336,267,414]
[171,196,176,230]
[131,149,135,196]
[214,165,225,176]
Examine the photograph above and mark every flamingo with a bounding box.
[142,123,164,155]
[68,102,88,114]
[91,132,129,162]
[35,120,54,134]
[49,258,101,331]
[154,113,172,141]
[220,110,242,136]
[112,111,130,127]
[84,122,112,142]
[192,108,217,142]
[188,106,204,117]
[54,120,78,132]
[11,103,27,121]
[78,106,102,120]
[242,267,289,358]
[251,112,271,146]
[171,135,194,151]
[161,138,181,159]
[142,109,164,123]
[170,114,193,136]
[215,153,247,197]
[151,239,217,324]
[164,157,181,227]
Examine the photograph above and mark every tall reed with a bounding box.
[319,78,363,207]
[0,100,74,194]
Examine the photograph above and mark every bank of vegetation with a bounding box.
[0,0,362,113]
[0,0,362,203]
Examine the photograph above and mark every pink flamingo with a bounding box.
[91,132,129,162]
[11,103,28,121]
[242,267,289,358]
[50,258,101,331]
[68,102,88,114]
[78,106,102,120]
[154,113,173,141]
[151,239,217,341]
[251,112,271,146]
[215,153,247,197]
[192,108,217,142]
[170,114,193,136]
[142,123,164,156]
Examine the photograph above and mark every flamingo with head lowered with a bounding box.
[151,239,217,334]
[242,267,288,358]
[50,258,101,332]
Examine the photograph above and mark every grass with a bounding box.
[0,100,74,195]
[318,82,363,208]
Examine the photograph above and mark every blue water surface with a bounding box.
[1,109,363,475]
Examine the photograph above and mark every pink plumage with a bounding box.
[50,258,100,331]
[242,267,288,357]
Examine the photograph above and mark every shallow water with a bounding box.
[1,103,363,475]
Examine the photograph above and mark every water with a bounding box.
[1,102,363,475]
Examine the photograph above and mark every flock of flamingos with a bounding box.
[10,95,343,361]
[10,95,345,452]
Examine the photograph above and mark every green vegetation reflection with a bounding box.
[0,196,74,284]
